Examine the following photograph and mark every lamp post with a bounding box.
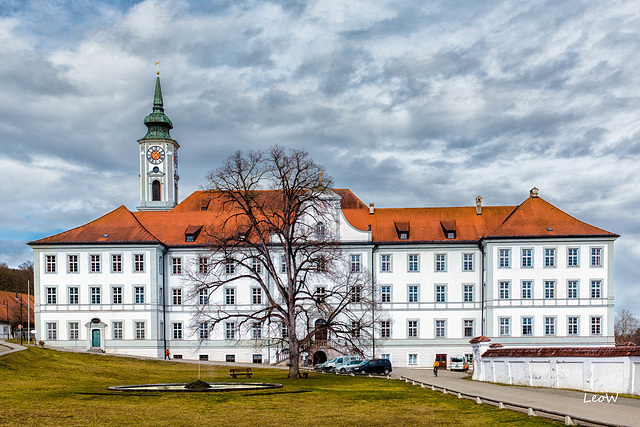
[15,295,23,345]
[2,300,8,339]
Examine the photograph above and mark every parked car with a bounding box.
[336,359,364,373]
[449,356,469,371]
[351,358,392,375]
[323,355,359,371]
[314,358,337,371]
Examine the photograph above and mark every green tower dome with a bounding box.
[141,76,173,140]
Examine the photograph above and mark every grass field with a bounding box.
[0,347,559,426]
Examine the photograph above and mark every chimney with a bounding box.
[530,187,539,198]
[475,196,482,215]
[369,203,374,215]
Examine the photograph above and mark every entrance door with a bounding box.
[436,354,447,369]
[92,329,100,348]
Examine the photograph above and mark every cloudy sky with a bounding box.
[1,0,639,314]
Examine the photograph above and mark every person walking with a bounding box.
[165,348,170,360]
[433,360,439,377]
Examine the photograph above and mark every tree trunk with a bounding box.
[287,318,300,378]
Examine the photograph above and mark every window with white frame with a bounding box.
[544,280,555,299]
[435,254,446,272]
[315,222,325,239]
[408,320,418,338]
[381,320,391,338]
[463,284,473,302]
[435,320,446,338]
[199,322,209,339]
[173,322,182,340]
[224,259,235,275]
[522,317,532,335]
[171,257,182,274]
[280,255,287,273]
[408,285,419,303]
[408,254,419,272]
[281,323,288,338]
[225,288,235,305]
[134,322,146,340]
[225,322,235,340]
[252,322,262,339]
[252,288,262,305]
[172,288,182,305]
[351,321,361,337]
[498,249,510,268]
[134,254,145,272]
[568,317,578,335]
[112,322,123,340]
[252,258,262,274]
[90,287,101,304]
[521,281,532,299]
[198,289,207,305]
[591,316,602,335]
[315,286,326,303]
[381,353,390,360]
[499,281,510,299]
[435,285,446,302]
[91,254,101,273]
[351,254,361,272]
[46,322,57,340]
[463,253,474,271]
[112,286,122,304]
[408,354,418,365]
[567,248,579,267]
[544,248,556,267]
[69,322,79,340]
[46,255,56,273]
[545,317,555,335]
[46,287,57,304]
[499,318,510,336]
[349,285,362,303]
[134,286,145,304]
[591,248,602,267]
[591,280,602,298]
[135,322,146,339]
[464,320,474,337]
[381,254,391,272]
[198,257,208,274]
[68,254,79,273]
[111,254,121,273]
[521,248,533,268]
[68,287,78,304]
[381,285,391,303]
[567,281,578,299]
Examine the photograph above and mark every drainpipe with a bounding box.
[371,244,378,358]
[161,244,169,359]
[478,238,486,336]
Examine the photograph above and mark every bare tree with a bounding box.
[615,309,640,343]
[188,147,378,378]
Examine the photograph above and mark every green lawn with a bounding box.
[0,347,558,426]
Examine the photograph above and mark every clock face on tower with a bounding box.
[146,146,165,165]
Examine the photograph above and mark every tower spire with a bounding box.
[140,72,173,140]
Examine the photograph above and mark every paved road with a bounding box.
[0,340,25,357]
[391,367,640,427]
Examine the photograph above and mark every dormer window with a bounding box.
[201,199,211,211]
[440,220,456,239]
[394,222,410,240]
[185,225,203,242]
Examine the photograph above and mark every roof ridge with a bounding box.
[127,208,164,244]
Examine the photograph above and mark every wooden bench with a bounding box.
[230,368,252,379]
[297,372,309,379]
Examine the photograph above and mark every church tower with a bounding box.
[137,72,179,211]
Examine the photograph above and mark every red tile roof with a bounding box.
[483,346,640,358]
[0,291,34,323]
[29,190,618,246]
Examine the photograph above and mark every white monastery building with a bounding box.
[29,76,619,367]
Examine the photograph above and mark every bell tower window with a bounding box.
[152,180,161,201]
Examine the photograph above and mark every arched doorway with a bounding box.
[314,319,327,344]
[313,351,327,365]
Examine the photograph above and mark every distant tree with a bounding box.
[188,147,379,378]
[614,309,640,344]
[0,261,34,294]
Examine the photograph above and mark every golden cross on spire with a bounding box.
[155,61,160,75]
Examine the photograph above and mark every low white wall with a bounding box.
[471,340,640,395]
